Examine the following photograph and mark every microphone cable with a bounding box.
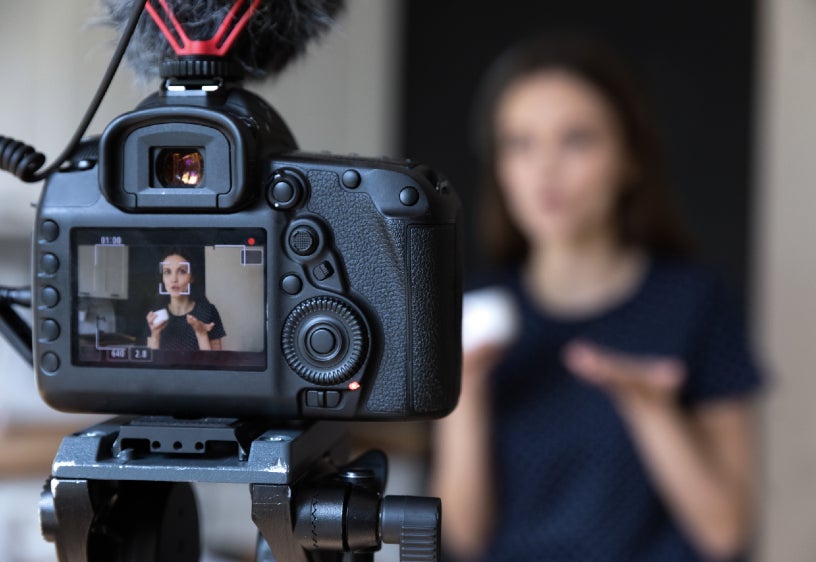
[0,0,148,183]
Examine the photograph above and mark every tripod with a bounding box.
[38,416,441,562]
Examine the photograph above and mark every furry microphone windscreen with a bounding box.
[100,0,346,80]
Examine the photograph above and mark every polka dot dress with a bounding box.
[475,259,762,562]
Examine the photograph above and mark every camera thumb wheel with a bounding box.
[282,297,366,386]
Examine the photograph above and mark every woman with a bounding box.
[146,248,226,351]
[431,36,763,562]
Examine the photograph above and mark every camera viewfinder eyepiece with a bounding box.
[155,148,204,187]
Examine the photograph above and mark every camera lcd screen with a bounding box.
[72,228,267,370]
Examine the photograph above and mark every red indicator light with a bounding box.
[348,381,361,391]
[247,237,256,246]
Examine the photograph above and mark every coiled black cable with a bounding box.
[0,0,148,183]
[0,138,45,182]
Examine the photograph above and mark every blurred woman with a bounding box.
[431,36,763,562]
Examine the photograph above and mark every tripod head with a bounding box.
[40,419,442,562]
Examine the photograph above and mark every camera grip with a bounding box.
[406,224,461,414]
[306,169,461,417]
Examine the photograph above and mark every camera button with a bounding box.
[313,261,334,281]
[281,274,303,295]
[40,253,60,275]
[342,170,361,189]
[309,327,338,356]
[40,220,59,242]
[272,180,295,203]
[289,226,319,256]
[268,170,305,210]
[306,390,323,407]
[399,186,420,206]
[40,319,60,342]
[304,390,343,409]
[324,391,342,408]
[41,352,60,373]
[41,286,60,308]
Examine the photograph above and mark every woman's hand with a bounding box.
[563,340,685,410]
[431,341,508,560]
[146,311,168,334]
[186,314,215,335]
[464,342,507,382]
[564,339,757,559]
[146,311,167,349]
[187,314,217,351]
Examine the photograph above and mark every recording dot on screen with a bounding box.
[248,237,256,246]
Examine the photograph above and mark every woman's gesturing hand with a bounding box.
[186,314,215,336]
[564,340,686,408]
[564,339,757,560]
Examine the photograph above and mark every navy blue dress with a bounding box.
[479,259,763,562]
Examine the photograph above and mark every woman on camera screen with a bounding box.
[432,36,764,562]
[145,248,226,351]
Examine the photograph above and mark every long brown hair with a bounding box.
[474,34,693,267]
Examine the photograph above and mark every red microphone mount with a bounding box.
[146,0,262,57]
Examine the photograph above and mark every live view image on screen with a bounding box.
[73,228,266,370]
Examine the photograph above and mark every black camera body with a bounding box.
[32,85,462,420]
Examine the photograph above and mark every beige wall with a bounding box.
[205,245,265,352]
[755,0,816,560]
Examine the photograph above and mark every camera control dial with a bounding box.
[267,170,306,210]
[282,297,367,386]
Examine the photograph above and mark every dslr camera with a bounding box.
[31,59,462,420]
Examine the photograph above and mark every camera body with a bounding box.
[32,86,462,420]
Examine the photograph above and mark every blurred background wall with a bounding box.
[755,0,816,559]
[0,0,814,560]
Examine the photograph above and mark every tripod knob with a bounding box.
[39,479,57,543]
[381,496,442,562]
[283,450,441,561]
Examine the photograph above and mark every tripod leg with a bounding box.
[87,481,200,562]
[45,479,95,562]
[45,478,201,562]
[251,484,309,562]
